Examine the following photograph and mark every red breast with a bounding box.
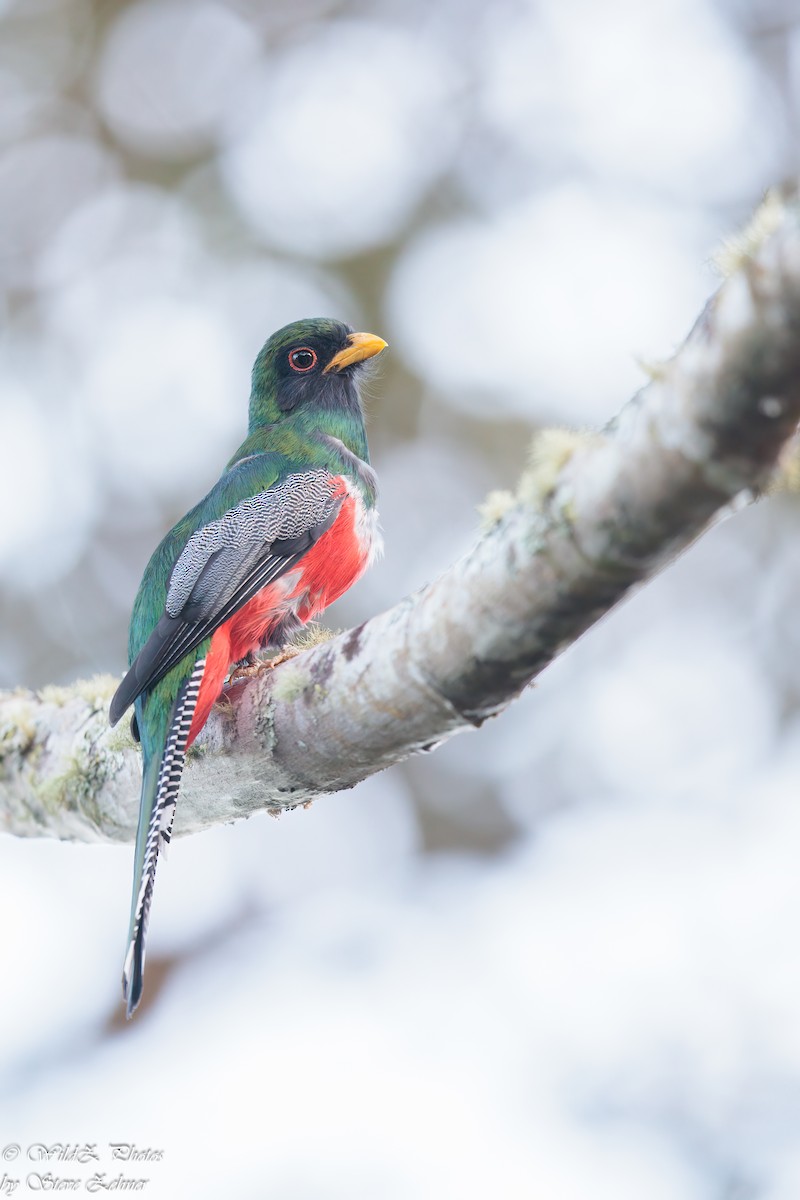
[186,489,370,745]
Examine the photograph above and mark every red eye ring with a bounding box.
[289,347,317,373]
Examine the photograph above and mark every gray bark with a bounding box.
[3,192,800,844]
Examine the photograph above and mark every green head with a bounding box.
[249,317,387,432]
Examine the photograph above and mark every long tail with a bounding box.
[122,657,206,1018]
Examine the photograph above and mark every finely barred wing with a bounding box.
[109,470,341,725]
[166,471,340,617]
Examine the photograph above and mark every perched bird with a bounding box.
[109,317,386,1017]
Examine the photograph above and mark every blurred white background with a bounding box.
[2,0,800,1196]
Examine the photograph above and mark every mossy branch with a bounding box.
[4,190,800,843]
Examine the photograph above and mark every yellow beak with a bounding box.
[324,331,388,373]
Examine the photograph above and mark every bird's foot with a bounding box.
[227,644,301,684]
[259,644,305,670]
[227,653,262,684]
[262,623,340,667]
[228,626,339,684]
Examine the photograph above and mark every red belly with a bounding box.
[187,490,368,745]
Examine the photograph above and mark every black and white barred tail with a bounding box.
[122,657,206,1018]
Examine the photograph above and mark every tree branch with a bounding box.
[4,192,800,844]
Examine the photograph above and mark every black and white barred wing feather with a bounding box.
[110,469,343,726]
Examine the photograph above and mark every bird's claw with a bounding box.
[260,645,304,670]
[227,662,263,684]
[227,646,302,684]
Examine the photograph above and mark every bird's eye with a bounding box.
[289,347,317,372]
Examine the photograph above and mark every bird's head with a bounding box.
[249,317,387,429]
